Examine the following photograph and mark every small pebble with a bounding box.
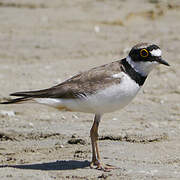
[0,110,16,117]
[72,114,79,119]
[94,25,100,33]
[61,115,66,120]
[160,100,164,104]
[29,122,34,127]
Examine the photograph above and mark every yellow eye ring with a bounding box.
[140,49,149,58]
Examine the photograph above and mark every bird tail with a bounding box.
[0,86,61,105]
[0,97,33,104]
[0,90,44,104]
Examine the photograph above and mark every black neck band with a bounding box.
[121,58,147,86]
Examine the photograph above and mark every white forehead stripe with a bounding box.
[150,49,162,57]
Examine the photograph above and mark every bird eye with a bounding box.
[140,49,149,58]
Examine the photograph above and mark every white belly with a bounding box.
[61,73,140,114]
[35,73,141,114]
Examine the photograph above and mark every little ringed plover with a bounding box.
[1,43,170,171]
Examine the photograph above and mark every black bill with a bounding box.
[156,57,170,66]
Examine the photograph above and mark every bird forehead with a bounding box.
[133,43,160,51]
[133,43,150,49]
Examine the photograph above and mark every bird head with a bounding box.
[127,43,169,76]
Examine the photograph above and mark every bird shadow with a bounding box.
[0,160,90,171]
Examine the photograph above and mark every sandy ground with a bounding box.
[0,0,180,179]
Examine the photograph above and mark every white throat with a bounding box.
[126,56,158,76]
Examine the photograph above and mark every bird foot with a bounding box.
[90,160,116,172]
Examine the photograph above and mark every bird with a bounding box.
[0,43,169,171]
